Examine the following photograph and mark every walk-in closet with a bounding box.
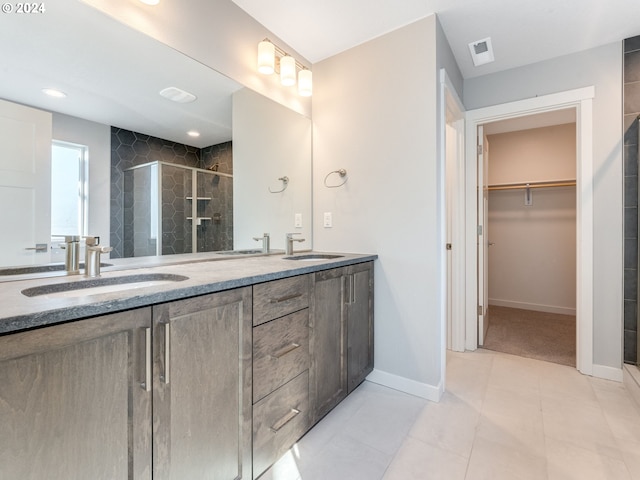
[482,113,577,366]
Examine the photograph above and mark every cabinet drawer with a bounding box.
[253,310,309,403]
[253,274,310,326]
[252,371,309,479]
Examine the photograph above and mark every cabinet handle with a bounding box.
[140,327,151,392]
[161,322,170,385]
[270,408,301,433]
[269,343,300,359]
[351,274,357,304]
[269,293,303,304]
[345,274,354,305]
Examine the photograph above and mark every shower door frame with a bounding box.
[125,161,232,256]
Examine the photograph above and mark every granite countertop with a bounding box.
[0,251,377,335]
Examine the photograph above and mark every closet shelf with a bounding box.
[488,179,576,191]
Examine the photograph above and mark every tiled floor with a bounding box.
[259,349,640,480]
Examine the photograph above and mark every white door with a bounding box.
[477,126,490,345]
[0,98,52,266]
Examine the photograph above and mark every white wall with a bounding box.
[232,88,312,251]
[488,187,577,314]
[313,15,448,399]
[80,0,311,117]
[465,43,623,370]
[52,113,111,256]
[488,124,577,184]
[488,124,577,315]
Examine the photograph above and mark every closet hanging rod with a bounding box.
[488,179,576,191]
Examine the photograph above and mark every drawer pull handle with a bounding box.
[270,408,301,433]
[269,293,303,304]
[270,343,300,359]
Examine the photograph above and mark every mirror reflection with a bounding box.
[0,0,312,270]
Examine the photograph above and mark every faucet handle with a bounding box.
[84,236,100,246]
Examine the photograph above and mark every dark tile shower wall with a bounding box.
[110,127,233,258]
[624,36,640,364]
[200,143,234,252]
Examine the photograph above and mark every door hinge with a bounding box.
[477,225,483,236]
[477,144,482,155]
[446,243,452,250]
[478,305,483,316]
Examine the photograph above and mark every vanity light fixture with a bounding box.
[42,88,67,98]
[279,55,296,86]
[257,40,275,74]
[257,39,312,96]
[297,69,313,97]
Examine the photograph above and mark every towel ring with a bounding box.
[269,176,289,193]
[324,169,348,188]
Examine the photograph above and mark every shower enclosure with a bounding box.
[123,161,233,257]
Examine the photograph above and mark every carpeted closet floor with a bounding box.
[482,305,576,367]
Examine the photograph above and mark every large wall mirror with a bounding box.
[0,0,311,270]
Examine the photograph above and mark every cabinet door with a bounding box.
[310,267,348,423]
[347,262,374,393]
[152,287,252,480]
[0,309,152,480]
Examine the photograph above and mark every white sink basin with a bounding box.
[21,273,189,299]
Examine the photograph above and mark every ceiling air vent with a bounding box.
[468,37,494,67]
[159,86,196,103]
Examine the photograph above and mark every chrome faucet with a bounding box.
[285,232,305,255]
[58,235,81,274]
[84,236,112,277]
[253,233,270,254]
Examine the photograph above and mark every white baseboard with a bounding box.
[592,363,623,382]
[366,369,443,402]
[489,298,576,316]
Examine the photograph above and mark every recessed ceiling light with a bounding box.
[159,86,196,103]
[139,0,159,5]
[42,88,67,98]
[187,131,200,137]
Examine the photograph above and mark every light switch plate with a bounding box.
[323,212,332,228]
[295,213,302,228]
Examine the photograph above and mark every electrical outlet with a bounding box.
[323,212,332,228]
[294,213,302,228]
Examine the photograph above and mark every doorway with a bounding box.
[463,86,595,376]
[480,114,577,367]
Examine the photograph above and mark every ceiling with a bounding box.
[231,0,640,79]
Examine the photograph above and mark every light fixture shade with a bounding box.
[298,69,312,96]
[257,41,275,75]
[280,55,296,86]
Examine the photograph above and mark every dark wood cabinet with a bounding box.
[0,308,153,480]
[152,288,252,480]
[346,262,374,393]
[251,275,311,479]
[310,261,374,423]
[0,287,253,480]
[0,261,373,479]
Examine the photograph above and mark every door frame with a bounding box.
[463,86,594,376]
[439,68,466,389]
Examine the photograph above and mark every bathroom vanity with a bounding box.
[0,252,375,479]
